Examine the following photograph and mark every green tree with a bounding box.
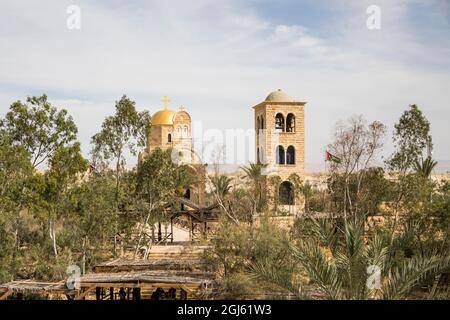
[91,95,150,200]
[211,174,233,199]
[0,139,36,282]
[387,104,433,173]
[91,95,150,256]
[64,174,117,274]
[38,143,87,259]
[414,156,438,178]
[386,105,434,234]
[240,163,267,214]
[0,95,77,167]
[134,148,188,256]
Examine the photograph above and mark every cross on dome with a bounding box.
[161,96,171,109]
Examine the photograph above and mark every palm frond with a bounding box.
[383,254,450,300]
[249,260,310,299]
[291,241,344,300]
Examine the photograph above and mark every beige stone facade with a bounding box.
[144,111,192,155]
[253,89,306,214]
[139,98,206,205]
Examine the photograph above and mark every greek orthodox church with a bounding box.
[140,89,305,213]
[139,96,206,205]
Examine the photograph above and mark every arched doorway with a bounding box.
[279,181,294,205]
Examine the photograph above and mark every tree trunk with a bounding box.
[82,236,87,275]
[158,222,162,241]
[134,210,152,258]
[49,220,58,258]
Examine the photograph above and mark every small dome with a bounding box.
[152,109,177,125]
[265,89,294,102]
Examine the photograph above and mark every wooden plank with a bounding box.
[75,286,96,300]
[80,282,201,290]
[0,290,13,300]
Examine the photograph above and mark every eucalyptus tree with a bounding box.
[387,104,433,174]
[91,95,150,255]
[386,105,434,232]
[91,95,150,200]
[0,139,35,282]
[0,94,77,168]
[39,143,87,259]
[134,148,189,256]
[65,173,117,274]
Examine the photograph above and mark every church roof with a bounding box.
[151,109,177,125]
[265,89,294,102]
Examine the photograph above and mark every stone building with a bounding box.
[139,96,206,205]
[253,89,306,214]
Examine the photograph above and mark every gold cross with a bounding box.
[179,105,184,111]
[161,96,171,109]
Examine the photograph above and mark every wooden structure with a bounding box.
[0,245,214,300]
[167,198,220,241]
[0,280,70,300]
[0,198,220,300]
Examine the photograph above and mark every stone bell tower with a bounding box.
[253,89,306,212]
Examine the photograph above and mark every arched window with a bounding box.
[275,113,285,132]
[286,146,295,164]
[286,113,295,132]
[259,146,265,164]
[257,147,260,164]
[261,116,264,130]
[168,133,172,143]
[276,145,285,165]
[182,125,189,138]
[279,181,294,205]
[257,116,260,131]
[184,188,191,199]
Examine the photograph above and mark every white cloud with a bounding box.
[0,0,449,170]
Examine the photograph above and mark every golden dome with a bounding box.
[151,109,177,125]
[265,89,294,102]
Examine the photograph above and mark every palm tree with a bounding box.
[240,163,267,212]
[174,166,194,198]
[251,219,450,299]
[211,174,233,199]
[414,156,438,178]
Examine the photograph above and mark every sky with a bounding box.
[0,0,449,171]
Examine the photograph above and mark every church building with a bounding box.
[139,96,206,205]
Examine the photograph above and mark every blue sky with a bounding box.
[0,0,449,170]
